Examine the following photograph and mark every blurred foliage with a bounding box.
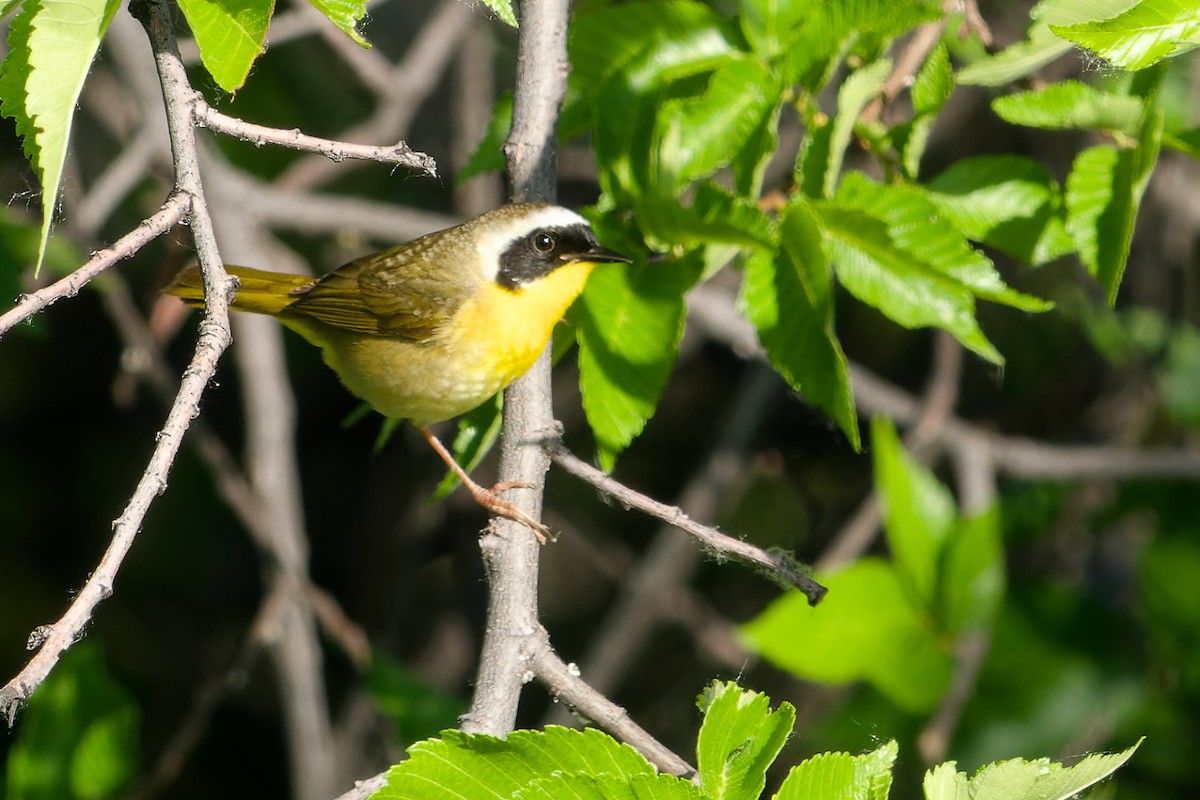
[2,0,1200,797]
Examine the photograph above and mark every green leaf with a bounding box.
[307,0,368,45]
[871,417,955,608]
[738,199,859,449]
[637,184,775,251]
[992,81,1145,133]
[376,727,656,800]
[457,92,511,184]
[798,59,891,199]
[479,0,516,28]
[738,0,809,56]
[956,0,1139,86]
[175,0,276,93]
[576,252,700,469]
[1158,323,1200,427]
[774,740,897,800]
[911,43,953,116]
[0,0,121,276]
[570,0,736,93]
[956,25,1071,86]
[817,174,1050,363]
[517,772,699,800]
[741,558,952,712]
[696,682,794,800]
[1051,0,1200,71]
[6,644,139,800]
[939,505,1005,634]
[923,739,1143,800]
[432,392,503,500]
[1065,90,1162,303]
[658,59,778,189]
[367,656,464,748]
[924,155,1074,266]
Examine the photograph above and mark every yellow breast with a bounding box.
[316,259,595,426]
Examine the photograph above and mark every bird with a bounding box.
[167,203,630,539]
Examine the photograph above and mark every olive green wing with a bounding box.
[286,233,471,341]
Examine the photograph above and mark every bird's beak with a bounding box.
[566,245,632,265]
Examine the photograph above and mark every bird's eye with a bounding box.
[532,232,557,253]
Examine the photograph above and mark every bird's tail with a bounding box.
[166,266,314,316]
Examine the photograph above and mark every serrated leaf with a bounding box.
[872,417,956,608]
[956,24,1071,86]
[576,254,700,469]
[798,59,891,199]
[432,392,503,500]
[570,0,736,93]
[376,727,656,800]
[738,0,810,56]
[911,43,952,115]
[1065,98,1162,303]
[479,0,516,27]
[658,59,778,189]
[1051,0,1200,71]
[783,0,940,90]
[741,558,952,712]
[924,739,1142,800]
[774,740,897,800]
[992,81,1145,134]
[307,0,368,44]
[696,682,795,800]
[818,204,1000,362]
[0,0,121,276]
[738,200,859,449]
[176,0,276,93]
[818,174,1050,362]
[518,771,699,800]
[637,184,775,251]
[925,154,1074,265]
[957,0,1140,86]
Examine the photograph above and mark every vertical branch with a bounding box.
[461,0,570,736]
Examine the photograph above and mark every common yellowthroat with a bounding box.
[168,203,629,537]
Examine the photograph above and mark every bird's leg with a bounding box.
[416,425,553,544]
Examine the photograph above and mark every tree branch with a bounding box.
[0,194,187,338]
[460,0,570,737]
[192,99,437,176]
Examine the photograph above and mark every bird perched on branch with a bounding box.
[167,203,629,539]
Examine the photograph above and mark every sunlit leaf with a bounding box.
[1051,0,1200,71]
[742,558,952,712]
[307,0,369,46]
[738,199,858,449]
[479,0,516,28]
[576,253,700,469]
[377,727,655,800]
[925,155,1074,265]
[992,81,1145,134]
[176,0,276,92]
[696,682,794,800]
[924,739,1143,800]
[658,59,777,188]
[774,741,897,800]
[0,0,122,275]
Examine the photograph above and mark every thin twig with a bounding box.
[193,99,437,176]
[0,194,187,338]
[549,366,775,726]
[275,0,472,191]
[546,441,827,604]
[530,633,697,778]
[459,0,568,739]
